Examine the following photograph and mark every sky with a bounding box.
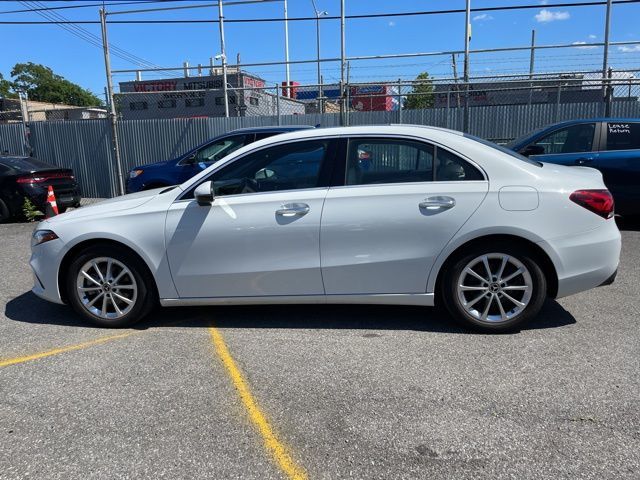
[0,0,639,98]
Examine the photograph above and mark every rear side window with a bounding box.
[346,139,434,185]
[531,123,595,154]
[606,123,640,151]
[345,138,483,186]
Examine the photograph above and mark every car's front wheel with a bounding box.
[66,245,156,327]
[441,244,547,332]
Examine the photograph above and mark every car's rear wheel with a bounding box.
[66,245,156,327]
[0,198,10,223]
[442,244,547,332]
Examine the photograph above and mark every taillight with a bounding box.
[16,172,73,184]
[570,189,615,219]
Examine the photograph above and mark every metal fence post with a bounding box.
[397,79,402,124]
[555,84,562,122]
[446,91,451,129]
[605,67,613,117]
[275,84,281,125]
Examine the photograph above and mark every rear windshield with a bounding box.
[0,156,54,172]
[464,134,543,167]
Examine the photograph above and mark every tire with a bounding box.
[66,244,157,327]
[0,198,10,223]
[441,243,547,333]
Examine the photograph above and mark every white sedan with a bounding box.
[30,126,620,332]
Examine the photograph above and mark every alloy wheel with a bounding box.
[75,257,138,319]
[456,253,533,323]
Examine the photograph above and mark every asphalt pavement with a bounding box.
[0,220,638,480]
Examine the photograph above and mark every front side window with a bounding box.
[531,123,595,155]
[346,138,434,185]
[208,140,328,196]
[606,122,640,151]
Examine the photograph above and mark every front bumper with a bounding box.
[540,220,621,299]
[30,237,65,305]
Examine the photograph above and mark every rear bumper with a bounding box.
[539,220,621,299]
[23,184,81,210]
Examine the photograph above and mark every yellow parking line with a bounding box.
[0,332,136,368]
[208,327,307,480]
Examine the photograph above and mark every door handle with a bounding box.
[419,196,456,210]
[276,203,310,217]
[575,157,594,165]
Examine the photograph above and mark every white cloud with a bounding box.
[388,21,396,27]
[618,45,640,53]
[572,41,597,50]
[472,14,493,21]
[588,34,597,39]
[540,0,549,4]
[535,9,570,22]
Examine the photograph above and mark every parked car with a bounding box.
[0,156,81,222]
[31,125,620,333]
[507,118,640,216]
[126,125,314,193]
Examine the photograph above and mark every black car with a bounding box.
[507,118,640,217]
[0,156,81,222]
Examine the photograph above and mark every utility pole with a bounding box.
[283,0,290,97]
[99,8,125,196]
[528,29,536,105]
[311,0,327,112]
[340,0,346,125]
[602,0,612,117]
[217,1,229,117]
[463,0,471,132]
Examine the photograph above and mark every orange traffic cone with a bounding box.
[45,185,59,218]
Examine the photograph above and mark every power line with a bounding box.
[18,0,178,77]
[0,1,183,15]
[1,0,639,24]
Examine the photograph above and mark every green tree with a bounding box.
[403,72,434,110]
[10,62,102,106]
[0,73,15,98]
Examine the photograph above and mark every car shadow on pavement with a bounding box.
[5,291,576,334]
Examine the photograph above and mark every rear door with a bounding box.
[320,136,488,295]
[526,122,599,166]
[592,121,640,215]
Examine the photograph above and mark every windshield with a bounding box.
[464,134,543,167]
[0,156,54,172]
[504,126,548,149]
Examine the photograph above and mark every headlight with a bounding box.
[32,230,59,247]
[129,169,144,179]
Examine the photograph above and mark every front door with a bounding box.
[527,122,598,166]
[320,137,489,295]
[165,138,335,298]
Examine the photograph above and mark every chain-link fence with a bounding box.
[2,71,639,197]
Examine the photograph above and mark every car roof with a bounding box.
[226,125,315,134]
[545,118,640,128]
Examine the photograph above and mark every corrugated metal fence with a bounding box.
[1,100,638,198]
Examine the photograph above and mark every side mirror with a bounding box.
[520,144,545,157]
[183,153,197,165]
[194,181,214,206]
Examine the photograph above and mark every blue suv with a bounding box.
[507,118,640,216]
[126,126,313,193]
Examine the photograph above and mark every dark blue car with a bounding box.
[507,118,640,216]
[126,125,313,193]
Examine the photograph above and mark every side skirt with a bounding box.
[160,293,435,307]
